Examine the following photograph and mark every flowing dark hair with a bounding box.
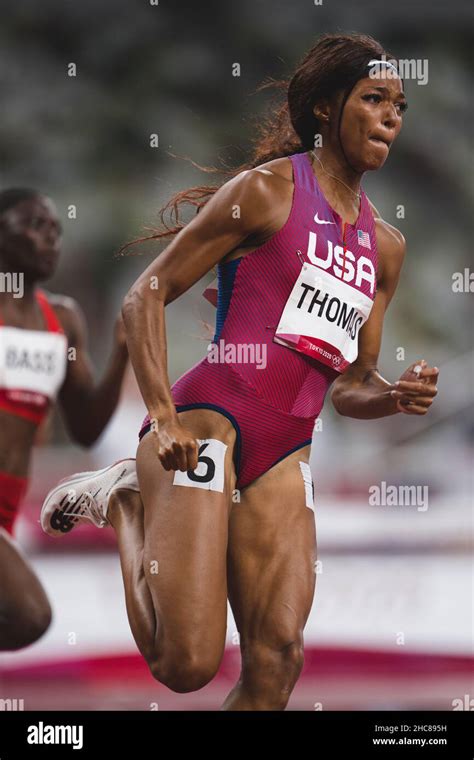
[119,31,394,255]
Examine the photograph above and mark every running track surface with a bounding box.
[1,648,473,710]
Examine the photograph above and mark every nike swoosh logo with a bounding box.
[314,212,335,225]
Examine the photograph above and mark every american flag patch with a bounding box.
[357,229,371,249]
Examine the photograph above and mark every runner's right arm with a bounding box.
[121,169,279,468]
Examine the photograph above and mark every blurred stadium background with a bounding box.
[0,0,472,710]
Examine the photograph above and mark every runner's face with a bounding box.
[0,196,62,280]
[338,71,407,172]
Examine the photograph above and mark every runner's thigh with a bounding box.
[136,409,237,658]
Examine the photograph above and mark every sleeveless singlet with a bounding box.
[205,150,378,419]
[0,290,68,424]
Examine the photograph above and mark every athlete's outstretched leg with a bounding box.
[222,446,316,710]
[40,459,154,657]
[135,409,236,691]
[41,408,237,694]
[0,528,52,650]
[106,488,158,663]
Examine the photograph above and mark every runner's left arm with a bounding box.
[330,220,439,418]
[55,297,129,445]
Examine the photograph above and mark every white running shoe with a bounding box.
[41,459,139,537]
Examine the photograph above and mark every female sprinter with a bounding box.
[41,33,439,709]
[0,188,129,650]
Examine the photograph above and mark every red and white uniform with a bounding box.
[0,289,67,534]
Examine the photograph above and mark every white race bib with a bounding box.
[172,439,227,492]
[274,263,374,373]
[0,326,68,403]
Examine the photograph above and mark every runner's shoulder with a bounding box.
[367,200,406,285]
[368,199,406,258]
[207,156,294,235]
[223,155,293,201]
[40,290,86,341]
